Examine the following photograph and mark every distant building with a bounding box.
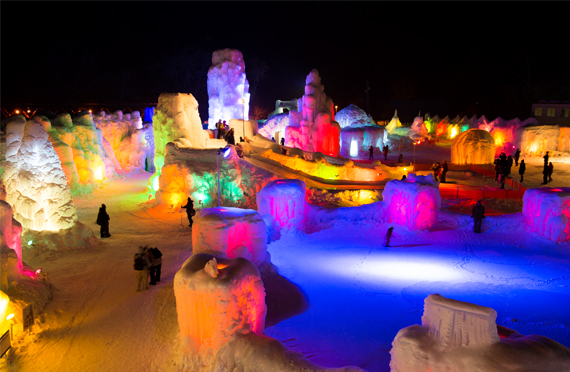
[531,101,570,126]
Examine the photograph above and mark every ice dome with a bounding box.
[336,104,375,129]
[451,129,495,165]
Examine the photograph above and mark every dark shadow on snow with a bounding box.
[390,244,432,248]
[260,264,310,328]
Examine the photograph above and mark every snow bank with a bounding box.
[390,294,570,372]
[192,207,269,266]
[451,129,495,165]
[382,173,441,230]
[4,115,78,231]
[286,69,341,157]
[257,179,306,240]
[207,49,250,129]
[340,126,386,158]
[523,187,570,242]
[174,253,365,372]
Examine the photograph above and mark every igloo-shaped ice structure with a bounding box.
[335,104,375,129]
[4,116,78,231]
[390,294,570,372]
[451,129,495,165]
[174,254,266,365]
[382,173,441,230]
[340,126,386,158]
[285,69,341,157]
[192,207,269,266]
[257,179,306,239]
[523,187,570,242]
[207,49,250,129]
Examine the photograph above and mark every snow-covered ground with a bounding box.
[2,171,569,372]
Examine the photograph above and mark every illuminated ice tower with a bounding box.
[207,49,250,129]
[286,69,341,157]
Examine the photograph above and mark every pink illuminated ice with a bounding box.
[523,187,570,242]
[257,179,306,239]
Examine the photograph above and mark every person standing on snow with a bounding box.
[440,160,448,183]
[548,162,554,182]
[181,197,196,227]
[146,246,162,285]
[134,246,150,292]
[369,146,374,160]
[514,149,521,166]
[96,204,111,238]
[383,145,389,161]
[471,199,485,233]
[518,159,526,182]
[385,227,394,247]
[506,155,513,176]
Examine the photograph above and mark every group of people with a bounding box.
[430,160,449,183]
[367,145,390,161]
[215,119,236,145]
[134,245,163,292]
[494,152,517,189]
[541,151,554,184]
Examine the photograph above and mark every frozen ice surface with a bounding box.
[192,207,269,266]
[451,129,495,165]
[382,173,441,230]
[4,116,78,231]
[523,187,570,242]
[390,294,570,372]
[257,179,306,239]
[207,49,250,129]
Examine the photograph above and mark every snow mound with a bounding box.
[192,207,269,266]
[390,294,570,372]
[383,173,441,230]
[451,129,495,165]
[523,187,570,242]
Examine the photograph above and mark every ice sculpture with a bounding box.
[258,113,290,144]
[257,179,306,239]
[516,124,562,156]
[340,126,386,158]
[207,49,250,129]
[383,173,441,230]
[192,207,269,266]
[390,294,570,372]
[143,106,155,123]
[451,129,495,165]
[523,187,570,242]
[409,116,430,142]
[335,104,376,129]
[285,69,341,157]
[385,110,402,134]
[0,200,22,289]
[4,116,77,231]
[174,253,266,365]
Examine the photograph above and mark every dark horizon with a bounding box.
[2,2,569,122]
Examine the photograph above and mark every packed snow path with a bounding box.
[3,172,570,372]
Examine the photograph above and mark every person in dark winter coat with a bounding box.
[383,145,389,160]
[542,163,549,184]
[514,149,521,166]
[494,159,501,181]
[146,246,162,285]
[134,246,150,292]
[226,128,236,145]
[506,155,513,176]
[369,146,374,160]
[471,199,485,233]
[543,151,549,167]
[280,137,285,146]
[498,166,506,189]
[96,204,111,238]
[181,197,195,227]
[439,160,448,183]
[431,162,441,180]
[518,159,526,182]
[548,162,553,182]
[385,227,394,247]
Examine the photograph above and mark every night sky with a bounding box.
[2,2,569,121]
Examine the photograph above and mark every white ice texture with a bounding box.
[228,118,258,142]
[207,49,250,129]
[258,113,290,144]
[340,126,386,158]
[257,179,306,240]
[523,187,570,242]
[192,207,269,266]
[335,104,376,129]
[382,173,441,230]
[4,116,77,231]
[153,93,226,153]
[390,294,570,372]
[451,129,495,165]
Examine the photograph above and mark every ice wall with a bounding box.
[257,179,306,240]
[285,70,341,157]
[523,187,570,242]
[4,115,78,231]
[451,129,495,165]
[390,294,570,372]
[192,207,269,266]
[258,114,290,143]
[228,118,258,143]
[340,126,386,158]
[207,49,250,129]
[516,124,561,156]
[382,173,441,230]
[174,253,266,366]
[335,104,375,129]
[0,200,22,289]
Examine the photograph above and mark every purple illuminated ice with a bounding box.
[523,187,570,242]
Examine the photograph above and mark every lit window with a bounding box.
[547,107,556,117]
[534,107,542,116]
[561,108,569,118]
